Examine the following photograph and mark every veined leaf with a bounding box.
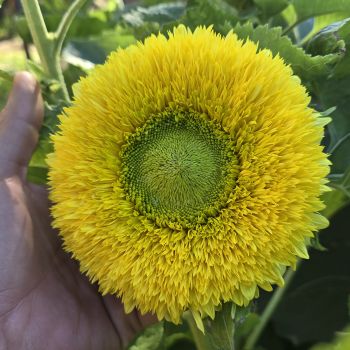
[233,23,336,80]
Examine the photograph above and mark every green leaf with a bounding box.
[253,0,289,19]
[291,0,350,26]
[329,167,350,199]
[64,28,136,65]
[310,234,327,252]
[0,68,14,82]
[233,23,336,80]
[202,303,235,350]
[273,276,350,344]
[180,0,239,31]
[121,2,186,27]
[163,321,193,349]
[235,313,260,349]
[128,322,164,350]
[272,205,350,345]
[27,166,49,184]
[334,21,350,77]
[316,77,350,175]
[302,14,350,45]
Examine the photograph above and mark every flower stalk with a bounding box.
[20,0,88,103]
[243,267,297,350]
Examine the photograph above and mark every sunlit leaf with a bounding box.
[291,0,350,26]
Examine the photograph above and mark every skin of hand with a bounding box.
[0,72,155,350]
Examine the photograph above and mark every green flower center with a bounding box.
[120,109,239,228]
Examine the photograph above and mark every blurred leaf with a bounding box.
[163,321,193,349]
[317,78,350,176]
[117,1,186,39]
[63,28,136,65]
[273,276,350,344]
[235,313,260,349]
[334,21,350,77]
[180,0,239,31]
[233,23,337,80]
[311,326,350,350]
[322,187,349,219]
[310,234,327,252]
[329,167,350,199]
[270,203,350,345]
[28,101,66,184]
[27,166,49,184]
[253,0,289,19]
[128,322,164,350]
[121,2,186,27]
[15,13,111,45]
[0,68,14,82]
[290,0,350,26]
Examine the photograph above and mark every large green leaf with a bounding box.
[64,28,136,65]
[179,0,239,31]
[290,0,350,26]
[253,0,289,19]
[233,23,336,80]
[273,276,350,344]
[118,1,186,39]
[272,205,350,344]
[121,2,186,26]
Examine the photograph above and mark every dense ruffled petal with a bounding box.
[48,26,330,323]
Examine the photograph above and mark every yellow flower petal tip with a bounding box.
[48,26,330,323]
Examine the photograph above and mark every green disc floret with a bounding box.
[120,109,239,228]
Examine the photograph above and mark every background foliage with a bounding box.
[1,0,350,349]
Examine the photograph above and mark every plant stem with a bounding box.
[184,312,212,350]
[21,0,52,74]
[21,0,87,103]
[54,0,89,57]
[243,266,298,350]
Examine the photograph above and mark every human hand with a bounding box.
[0,72,154,350]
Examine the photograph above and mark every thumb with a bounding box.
[0,72,43,179]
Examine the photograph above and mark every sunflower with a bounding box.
[48,26,330,323]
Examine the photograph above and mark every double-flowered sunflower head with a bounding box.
[48,26,330,323]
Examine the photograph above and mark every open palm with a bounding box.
[0,73,154,350]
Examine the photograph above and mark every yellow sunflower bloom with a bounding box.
[48,26,330,323]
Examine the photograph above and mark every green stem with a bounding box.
[21,0,52,74]
[21,0,87,103]
[243,266,298,350]
[184,312,212,350]
[54,0,89,57]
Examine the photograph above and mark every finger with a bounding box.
[0,72,44,179]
